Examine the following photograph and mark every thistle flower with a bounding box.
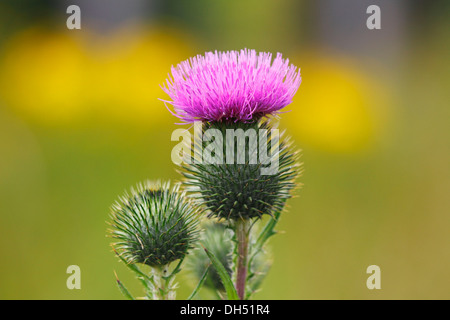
[162,49,302,300]
[108,181,199,267]
[161,49,301,123]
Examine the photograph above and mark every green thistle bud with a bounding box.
[182,120,301,221]
[108,181,199,267]
[186,221,233,294]
[186,220,272,299]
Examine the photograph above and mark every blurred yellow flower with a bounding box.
[0,28,88,125]
[0,26,194,126]
[85,26,194,125]
[285,52,389,153]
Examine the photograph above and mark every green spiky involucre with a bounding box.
[109,181,199,267]
[182,120,301,221]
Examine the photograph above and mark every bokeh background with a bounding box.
[0,0,449,299]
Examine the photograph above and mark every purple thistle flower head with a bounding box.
[161,49,302,123]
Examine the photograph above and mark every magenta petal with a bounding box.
[161,49,301,123]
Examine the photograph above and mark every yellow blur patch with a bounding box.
[285,53,389,153]
[84,26,194,124]
[0,26,194,126]
[0,29,87,124]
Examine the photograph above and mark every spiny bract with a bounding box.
[108,181,199,267]
[182,121,301,220]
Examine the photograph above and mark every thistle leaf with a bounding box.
[187,264,211,300]
[114,271,135,300]
[203,245,239,300]
[113,247,154,290]
[254,205,284,253]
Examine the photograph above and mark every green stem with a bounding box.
[151,265,175,300]
[235,218,251,300]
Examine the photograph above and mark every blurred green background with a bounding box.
[0,0,449,299]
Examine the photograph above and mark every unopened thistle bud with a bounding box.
[108,181,199,267]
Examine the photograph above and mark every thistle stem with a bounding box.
[235,218,251,300]
[151,265,175,300]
